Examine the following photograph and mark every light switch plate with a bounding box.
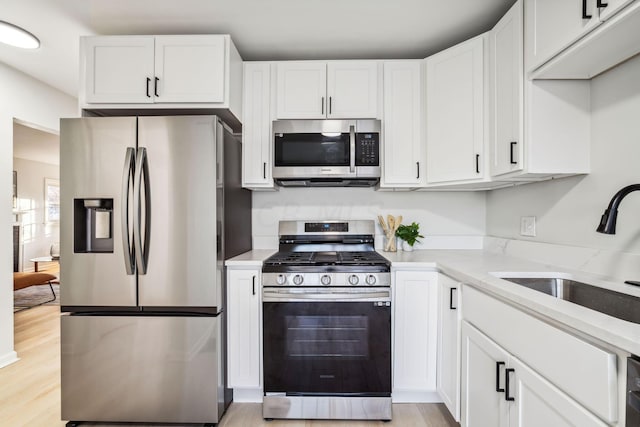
[520,216,536,237]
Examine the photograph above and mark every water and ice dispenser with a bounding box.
[74,199,114,253]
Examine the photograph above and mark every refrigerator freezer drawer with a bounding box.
[61,314,223,424]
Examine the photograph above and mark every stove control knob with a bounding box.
[276,274,287,285]
[321,274,331,286]
[365,274,377,286]
[348,274,359,285]
[293,274,304,286]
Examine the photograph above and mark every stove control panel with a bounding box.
[262,272,390,287]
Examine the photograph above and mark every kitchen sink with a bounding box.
[491,273,640,325]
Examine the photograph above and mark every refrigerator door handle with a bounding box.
[121,147,136,275]
[134,147,151,275]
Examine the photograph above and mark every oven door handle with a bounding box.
[263,290,390,302]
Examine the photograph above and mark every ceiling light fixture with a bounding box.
[0,20,40,49]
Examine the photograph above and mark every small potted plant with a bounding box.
[395,222,424,251]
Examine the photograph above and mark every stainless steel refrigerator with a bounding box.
[59,115,251,425]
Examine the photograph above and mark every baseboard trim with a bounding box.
[0,351,19,369]
[232,388,263,403]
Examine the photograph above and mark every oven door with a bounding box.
[263,288,391,397]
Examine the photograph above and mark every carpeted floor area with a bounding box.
[13,283,60,312]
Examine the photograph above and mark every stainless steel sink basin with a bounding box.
[492,274,640,324]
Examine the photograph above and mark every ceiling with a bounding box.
[13,122,60,166]
[1,0,516,98]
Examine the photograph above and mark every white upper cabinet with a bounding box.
[490,0,591,180]
[84,36,155,104]
[327,61,378,118]
[276,61,378,119]
[524,0,601,72]
[242,62,274,189]
[154,36,225,103]
[490,0,524,177]
[526,0,640,79]
[426,35,486,184]
[380,61,425,188]
[276,62,327,119]
[81,35,243,120]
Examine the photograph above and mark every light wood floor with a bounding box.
[1,306,459,427]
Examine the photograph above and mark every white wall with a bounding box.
[487,55,640,264]
[0,62,78,368]
[252,188,486,249]
[13,158,59,271]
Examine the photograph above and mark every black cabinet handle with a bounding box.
[154,77,159,97]
[321,97,325,115]
[252,275,256,296]
[416,162,420,179]
[263,162,267,179]
[496,361,505,392]
[449,287,457,310]
[475,154,480,174]
[597,0,608,7]
[146,78,151,98]
[582,0,593,18]
[505,368,515,401]
[510,142,518,165]
[329,96,332,114]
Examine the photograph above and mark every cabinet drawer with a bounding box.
[462,285,617,423]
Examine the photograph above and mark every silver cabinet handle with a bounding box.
[133,147,150,275]
[121,147,136,275]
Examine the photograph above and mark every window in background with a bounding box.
[45,178,60,223]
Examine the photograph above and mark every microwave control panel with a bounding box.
[355,133,380,166]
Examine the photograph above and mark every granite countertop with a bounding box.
[227,248,640,355]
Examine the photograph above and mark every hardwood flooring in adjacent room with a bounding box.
[1,306,459,427]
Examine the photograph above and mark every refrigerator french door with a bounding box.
[59,115,247,425]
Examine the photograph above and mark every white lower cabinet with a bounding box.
[461,284,618,426]
[436,274,461,421]
[462,321,608,427]
[227,268,262,391]
[392,270,439,401]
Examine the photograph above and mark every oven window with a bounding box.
[286,315,369,358]
[263,302,391,396]
[274,133,350,167]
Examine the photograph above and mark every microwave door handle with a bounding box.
[349,125,356,173]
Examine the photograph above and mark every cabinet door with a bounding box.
[437,275,461,421]
[508,357,609,427]
[491,0,524,177]
[461,321,510,427]
[276,62,327,119]
[326,61,378,118]
[426,35,485,184]
[393,271,438,392]
[381,61,424,187]
[227,269,261,388]
[599,0,636,20]
[84,36,155,104]
[524,0,601,71]
[242,62,273,188]
[154,35,226,103]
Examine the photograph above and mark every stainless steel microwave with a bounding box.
[272,119,381,187]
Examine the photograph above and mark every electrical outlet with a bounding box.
[520,216,536,237]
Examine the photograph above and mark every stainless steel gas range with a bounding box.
[261,220,392,421]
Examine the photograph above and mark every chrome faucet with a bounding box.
[596,183,640,286]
